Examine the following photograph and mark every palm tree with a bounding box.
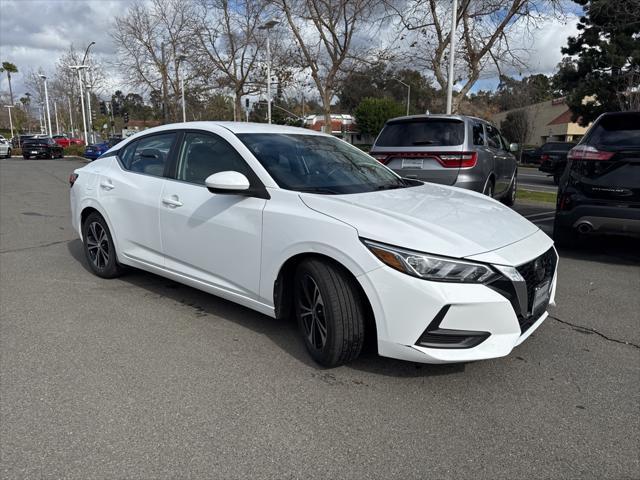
[0,62,18,105]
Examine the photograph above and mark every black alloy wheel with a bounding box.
[82,212,123,278]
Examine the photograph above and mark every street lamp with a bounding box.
[82,42,95,143]
[69,65,89,143]
[39,74,53,136]
[258,19,280,124]
[446,0,458,114]
[392,78,411,116]
[24,92,32,134]
[4,105,14,141]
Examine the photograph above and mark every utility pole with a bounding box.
[86,69,94,143]
[446,0,458,114]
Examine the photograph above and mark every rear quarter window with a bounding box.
[587,113,640,148]
[376,119,465,147]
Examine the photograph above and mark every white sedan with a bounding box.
[0,135,12,158]
[69,122,558,367]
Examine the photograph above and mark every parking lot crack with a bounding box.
[0,239,73,254]
[550,315,640,349]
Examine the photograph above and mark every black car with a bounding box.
[537,141,576,184]
[22,137,64,159]
[554,111,640,246]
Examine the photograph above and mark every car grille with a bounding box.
[516,247,557,332]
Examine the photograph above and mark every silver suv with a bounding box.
[370,114,518,205]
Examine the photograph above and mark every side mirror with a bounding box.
[205,171,250,194]
[509,143,519,153]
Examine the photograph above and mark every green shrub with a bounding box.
[64,144,86,157]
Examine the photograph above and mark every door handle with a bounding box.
[162,196,183,208]
[100,180,114,190]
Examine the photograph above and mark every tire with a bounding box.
[483,177,495,198]
[553,173,560,185]
[553,220,578,248]
[502,172,517,206]
[6,148,11,158]
[82,212,124,279]
[294,259,365,367]
[23,155,29,160]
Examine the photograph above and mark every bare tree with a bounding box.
[387,0,563,112]
[190,0,271,120]
[111,0,197,122]
[272,0,383,131]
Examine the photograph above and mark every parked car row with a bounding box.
[10,133,84,148]
[84,137,123,160]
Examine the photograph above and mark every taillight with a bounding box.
[437,152,477,168]
[371,153,389,164]
[540,154,550,161]
[568,145,614,161]
[69,173,78,188]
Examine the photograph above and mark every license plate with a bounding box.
[402,159,423,169]
[31,151,38,154]
[532,280,551,314]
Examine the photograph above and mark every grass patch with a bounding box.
[517,189,557,204]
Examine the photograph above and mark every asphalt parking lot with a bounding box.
[518,166,558,193]
[1,157,639,480]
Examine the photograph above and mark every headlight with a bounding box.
[362,239,498,283]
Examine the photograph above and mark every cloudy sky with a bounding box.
[0,0,580,100]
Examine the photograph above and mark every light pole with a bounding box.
[69,65,89,143]
[39,74,53,136]
[24,92,32,134]
[446,0,458,114]
[81,42,95,142]
[259,19,280,124]
[85,69,94,143]
[392,78,411,116]
[4,105,14,141]
[67,96,74,136]
[177,55,187,122]
[54,101,60,135]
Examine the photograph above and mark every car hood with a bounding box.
[300,184,540,258]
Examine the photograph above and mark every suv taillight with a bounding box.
[567,145,614,161]
[540,153,550,161]
[437,152,477,168]
[371,153,389,164]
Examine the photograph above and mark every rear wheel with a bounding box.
[502,172,517,206]
[294,259,365,367]
[82,212,123,279]
[6,148,11,158]
[483,177,495,198]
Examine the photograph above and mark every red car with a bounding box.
[53,134,85,148]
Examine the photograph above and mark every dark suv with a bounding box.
[369,115,518,205]
[22,137,64,159]
[554,111,640,246]
[537,141,576,184]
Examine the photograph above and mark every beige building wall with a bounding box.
[492,98,590,146]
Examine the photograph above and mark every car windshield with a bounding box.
[375,118,465,147]
[237,133,408,194]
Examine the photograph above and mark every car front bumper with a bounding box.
[357,230,557,363]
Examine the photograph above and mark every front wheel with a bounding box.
[6,148,11,158]
[483,178,495,198]
[82,212,124,278]
[294,259,365,367]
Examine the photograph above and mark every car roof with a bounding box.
[123,121,326,138]
[385,114,488,124]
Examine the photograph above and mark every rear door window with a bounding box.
[472,123,485,146]
[376,119,465,147]
[486,125,502,149]
[118,133,176,177]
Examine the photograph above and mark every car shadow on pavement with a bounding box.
[554,235,640,266]
[67,239,465,378]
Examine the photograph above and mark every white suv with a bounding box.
[0,136,12,158]
[70,122,557,367]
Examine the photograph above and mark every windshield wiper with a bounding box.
[296,186,342,195]
[375,183,407,191]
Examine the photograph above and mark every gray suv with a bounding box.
[370,114,518,205]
